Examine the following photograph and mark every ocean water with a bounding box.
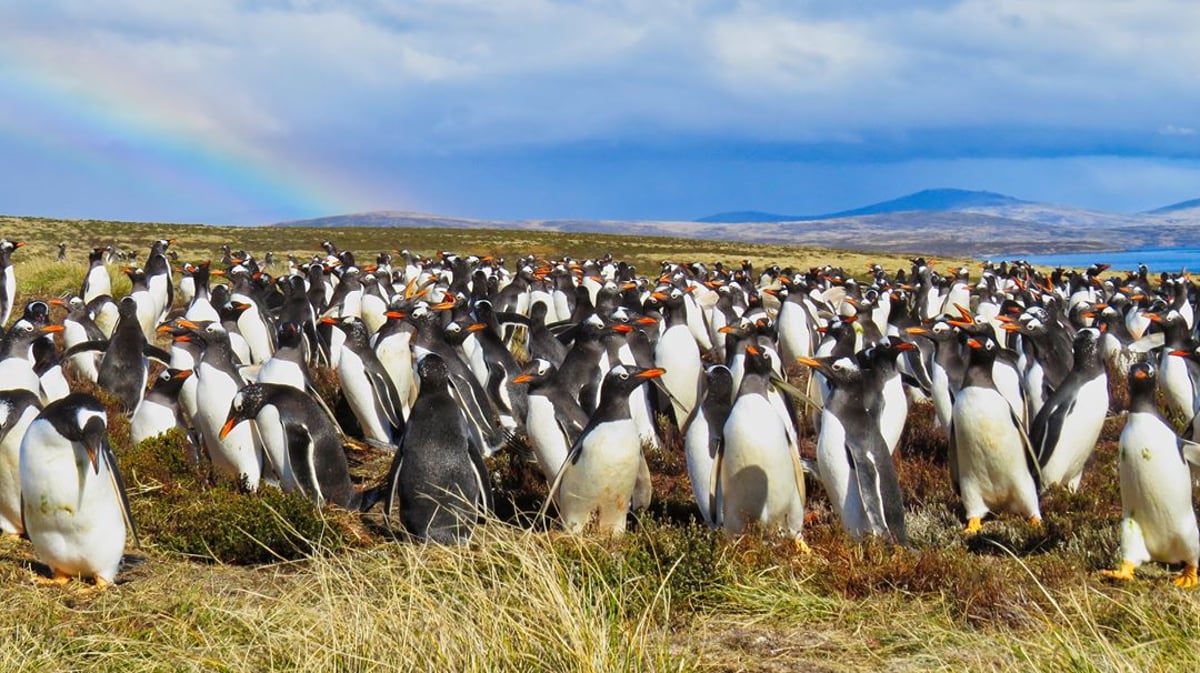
[985,247,1200,272]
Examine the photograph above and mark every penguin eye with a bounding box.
[619,372,630,380]
[832,361,844,372]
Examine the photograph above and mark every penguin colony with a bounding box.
[1,238,1199,590]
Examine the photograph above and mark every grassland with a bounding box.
[0,215,1196,672]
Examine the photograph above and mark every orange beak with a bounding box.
[219,416,240,440]
[511,374,533,384]
[636,368,666,379]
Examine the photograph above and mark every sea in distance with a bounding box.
[985,246,1200,272]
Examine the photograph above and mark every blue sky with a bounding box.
[1,1,1199,224]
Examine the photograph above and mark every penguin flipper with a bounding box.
[1178,438,1200,467]
[631,455,652,511]
[62,340,109,359]
[947,420,961,497]
[142,345,173,365]
[102,435,140,549]
[769,374,823,411]
[465,427,494,515]
[366,365,404,432]
[1014,408,1042,493]
[1031,396,1073,467]
[707,435,724,527]
[848,432,906,544]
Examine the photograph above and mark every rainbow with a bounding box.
[0,55,379,224]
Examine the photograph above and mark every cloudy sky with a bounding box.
[1,1,1198,224]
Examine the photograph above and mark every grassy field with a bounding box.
[0,215,1196,672]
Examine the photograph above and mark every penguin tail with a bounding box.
[357,483,389,512]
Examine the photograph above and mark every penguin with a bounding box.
[129,368,192,445]
[122,266,159,342]
[550,364,663,535]
[651,286,702,427]
[144,239,175,323]
[383,354,492,543]
[221,383,357,508]
[1101,362,1200,588]
[179,320,264,490]
[1030,328,1109,491]
[948,335,1041,534]
[683,364,733,527]
[324,317,404,448]
[255,321,309,391]
[20,393,137,588]
[722,346,808,543]
[797,352,906,542]
[81,247,112,304]
[0,320,62,400]
[66,296,171,411]
[512,358,591,483]
[52,296,105,383]
[0,390,41,535]
[371,310,417,419]
[0,239,23,326]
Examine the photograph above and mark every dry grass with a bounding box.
[0,215,1196,672]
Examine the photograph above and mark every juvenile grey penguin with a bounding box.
[20,393,137,588]
[949,336,1041,534]
[550,363,664,535]
[384,354,492,543]
[0,390,41,535]
[221,383,357,508]
[66,296,171,411]
[1101,362,1200,588]
[1031,327,1108,491]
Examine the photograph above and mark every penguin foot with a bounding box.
[963,518,983,535]
[33,572,72,587]
[1100,561,1137,582]
[1028,517,1043,529]
[793,538,811,555]
[1173,564,1198,589]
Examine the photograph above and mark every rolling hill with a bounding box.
[275,189,1200,257]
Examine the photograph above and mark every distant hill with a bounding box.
[696,188,1027,223]
[1145,197,1200,215]
[273,188,1200,257]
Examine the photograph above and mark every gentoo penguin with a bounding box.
[1031,328,1109,491]
[651,286,702,427]
[324,317,404,448]
[221,383,357,508]
[0,239,23,326]
[1101,363,1200,588]
[144,239,174,323]
[722,346,807,543]
[511,358,589,483]
[949,336,1041,534]
[179,320,264,490]
[123,267,159,342]
[550,364,663,535]
[51,296,105,383]
[798,353,906,542]
[21,301,70,403]
[255,321,309,391]
[81,247,112,304]
[130,368,192,445]
[383,354,492,543]
[371,311,417,419]
[683,364,733,527]
[0,320,62,400]
[20,393,137,588]
[0,390,41,535]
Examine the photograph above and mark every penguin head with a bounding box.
[221,384,266,440]
[43,395,109,474]
[742,345,775,376]
[1128,362,1157,397]
[511,358,554,387]
[796,354,860,385]
[1071,327,1103,369]
[603,364,665,397]
[152,368,193,396]
[704,365,734,401]
[416,352,452,387]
